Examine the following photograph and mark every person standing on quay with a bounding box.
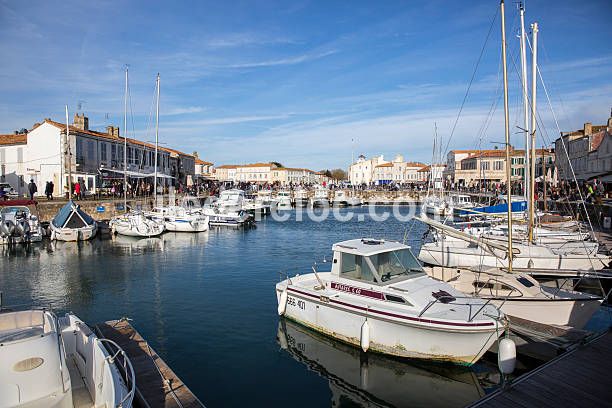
[74,181,81,200]
[28,179,37,200]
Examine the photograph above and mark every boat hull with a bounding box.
[164,218,208,232]
[50,224,97,241]
[276,287,500,365]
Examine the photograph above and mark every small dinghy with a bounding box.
[110,211,165,237]
[50,200,97,241]
[276,238,507,365]
[0,308,135,408]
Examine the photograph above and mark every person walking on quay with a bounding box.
[28,179,37,200]
[45,181,54,200]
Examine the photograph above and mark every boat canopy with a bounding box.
[52,201,95,228]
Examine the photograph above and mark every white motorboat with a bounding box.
[0,201,43,244]
[202,207,252,226]
[425,266,602,329]
[311,186,330,208]
[255,190,278,209]
[277,318,486,408]
[50,201,97,242]
[110,211,165,237]
[332,190,349,207]
[346,192,362,207]
[148,206,209,232]
[293,189,309,208]
[276,191,292,209]
[450,194,477,214]
[276,238,506,365]
[0,308,135,408]
[217,189,246,212]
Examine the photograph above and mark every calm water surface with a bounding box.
[1,207,527,407]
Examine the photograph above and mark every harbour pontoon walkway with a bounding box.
[469,329,612,407]
[95,319,205,408]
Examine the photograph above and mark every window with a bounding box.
[340,253,377,283]
[369,249,424,282]
[87,140,94,160]
[480,161,490,170]
[111,144,117,162]
[100,143,107,162]
[76,138,84,163]
[493,160,503,170]
[17,147,23,163]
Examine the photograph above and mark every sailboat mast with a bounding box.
[154,73,160,204]
[528,23,539,242]
[65,105,72,201]
[519,3,530,206]
[500,0,513,271]
[123,66,128,212]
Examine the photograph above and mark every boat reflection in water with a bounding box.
[277,318,492,408]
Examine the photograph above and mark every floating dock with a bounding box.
[95,319,205,408]
[470,329,612,407]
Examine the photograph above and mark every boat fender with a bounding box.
[277,289,288,316]
[360,320,370,352]
[498,337,516,374]
[527,259,534,269]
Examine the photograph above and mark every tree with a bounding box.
[330,168,347,181]
[271,161,284,168]
[193,151,199,158]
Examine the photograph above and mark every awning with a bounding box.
[101,168,175,179]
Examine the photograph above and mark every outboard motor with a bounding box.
[0,220,15,237]
[15,219,30,236]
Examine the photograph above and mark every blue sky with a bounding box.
[1,0,610,169]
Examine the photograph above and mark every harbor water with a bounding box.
[0,206,568,407]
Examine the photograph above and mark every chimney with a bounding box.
[106,125,120,138]
[608,108,612,132]
[73,113,89,131]
[583,122,592,136]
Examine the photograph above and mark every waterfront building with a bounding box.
[555,112,612,185]
[351,154,426,186]
[419,164,446,189]
[445,147,555,187]
[0,114,195,197]
[194,158,215,180]
[213,162,327,186]
[348,154,388,185]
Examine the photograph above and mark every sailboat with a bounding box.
[110,70,165,237]
[419,1,603,329]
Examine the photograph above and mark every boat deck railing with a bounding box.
[97,337,136,408]
[417,294,505,323]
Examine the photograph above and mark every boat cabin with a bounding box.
[331,239,425,285]
[218,189,245,205]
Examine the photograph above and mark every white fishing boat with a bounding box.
[332,190,349,207]
[148,206,209,232]
[346,192,363,207]
[422,196,452,216]
[216,189,246,212]
[276,238,506,365]
[0,308,135,408]
[276,190,292,209]
[110,211,165,237]
[311,186,330,208]
[425,266,603,329]
[50,201,97,241]
[0,200,43,244]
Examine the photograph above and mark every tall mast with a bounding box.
[123,66,128,212]
[154,73,160,204]
[519,3,530,206]
[500,0,513,271]
[65,105,72,201]
[528,22,539,242]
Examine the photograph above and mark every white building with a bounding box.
[348,154,388,185]
[0,114,195,197]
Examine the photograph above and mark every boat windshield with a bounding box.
[220,193,241,201]
[368,249,424,283]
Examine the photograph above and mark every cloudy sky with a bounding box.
[1,0,610,169]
